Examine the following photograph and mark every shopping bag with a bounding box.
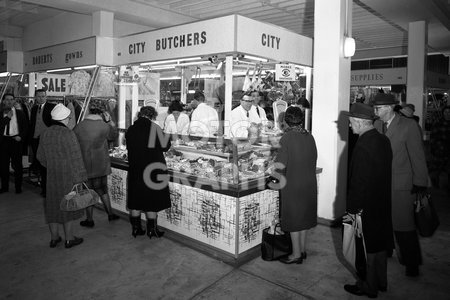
[415,192,439,237]
[261,223,292,261]
[342,213,367,274]
[60,182,99,212]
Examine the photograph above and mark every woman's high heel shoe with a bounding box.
[130,216,146,238]
[301,252,307,260]
[279,256,303,264]
[147,219,164,239]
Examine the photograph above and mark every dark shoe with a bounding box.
[301,252,307,260]
[49,237,62,248]
[378,286,387,292]
[279,256,303,264]
[108,214,120,222]
[15,188,22,194]
[0,189,8,194]
[65,237,84,248]
[344,284,377,298]
[405,266,419,277]
[130,216,145,238]
[147,218,165,239]
[80,219,95,228]
[40,191,46,197]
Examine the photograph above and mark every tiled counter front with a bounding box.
[108,166,279,257]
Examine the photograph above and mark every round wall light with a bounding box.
[343,37,356,58]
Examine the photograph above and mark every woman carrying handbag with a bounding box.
[37,104,88,249]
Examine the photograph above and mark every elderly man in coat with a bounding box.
[373,93,429,277]
[344,103,394,298]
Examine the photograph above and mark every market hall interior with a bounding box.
[0,181,449,299]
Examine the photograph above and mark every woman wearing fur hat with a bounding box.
[37,104,87,249]
[74,99,119,228]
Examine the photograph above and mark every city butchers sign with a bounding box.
[351,68,407,86]
[24,37,96,72]
[115,15,313,67]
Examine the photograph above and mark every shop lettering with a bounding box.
[32,54,53,65]
[41,77,66,93]
[261,34,280,49]
[351,74,384,82]
[65,51,83,63]
[156,31,207,51]
[129,42,146,54]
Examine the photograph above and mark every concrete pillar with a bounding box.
[92,11,114,37]
[312,0,352,222]
[406,21,427,129]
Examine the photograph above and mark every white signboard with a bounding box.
[115,16,236,65]
[24,37,97,72]
[36,73,69,96]
[351,68,407,86]
[114,15,313,67]
[236,15,313,66]
[275,64,295,81]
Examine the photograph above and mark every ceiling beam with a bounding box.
[0,24,23,38]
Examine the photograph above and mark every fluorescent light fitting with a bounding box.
[150,65,176,70]
[243,55,268,62]
[178,61,210,67]
[0,72,20,77]
[74,65,98,70]
[140,59,178,66]
[179,57,202,62]
[47,68,72,73]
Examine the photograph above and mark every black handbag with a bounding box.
[415,192,440,237]
[261,223,292,261]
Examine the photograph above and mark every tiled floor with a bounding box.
[0,181,449,299]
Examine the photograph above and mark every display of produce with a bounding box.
[110,137,278,184]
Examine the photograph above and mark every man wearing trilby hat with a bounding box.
[372,93,429,278]
[344,103,394,298]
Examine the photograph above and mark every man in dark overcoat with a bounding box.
[29,89,55,197]
[372,93,429,277]
[344,103,394,298]
[0,93,29,193]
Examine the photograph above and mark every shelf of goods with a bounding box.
[108,135,321,261]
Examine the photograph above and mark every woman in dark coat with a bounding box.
[37,104,87,249]
[125,106,171,238]
[271,106,318,264]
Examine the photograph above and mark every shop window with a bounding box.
[369,58,393,69]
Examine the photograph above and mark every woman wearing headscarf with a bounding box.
[74,99,119,228]
[37,104,87,248]
[125,106,172,238]
[270,106,318,264]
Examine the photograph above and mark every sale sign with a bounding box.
[36,73,69,96]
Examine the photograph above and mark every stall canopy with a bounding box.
[114,14,313,67]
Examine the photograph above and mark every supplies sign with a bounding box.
[275,64,295,81]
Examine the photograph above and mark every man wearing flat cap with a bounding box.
[372,93,428,277]
[344,103,394,298]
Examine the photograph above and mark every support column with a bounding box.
[406,21,427,130]
[312,0,352,222]
[92,11,114,37]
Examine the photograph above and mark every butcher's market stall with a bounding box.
[110,15,319,262]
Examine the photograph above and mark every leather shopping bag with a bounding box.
[60,183,99,212]
[261,223,292,261]
[415,192,440,237]
[342,213,367,274]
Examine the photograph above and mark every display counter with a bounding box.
[108,136,322,262]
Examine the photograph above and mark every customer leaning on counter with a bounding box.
[125,106,171,239]
[74,99,120,228]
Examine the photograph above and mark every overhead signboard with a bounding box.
[236,15,313,67]
[114,14,313,67]
[23,37,97,72]
[115,16,236,66]
[350,68,407,86]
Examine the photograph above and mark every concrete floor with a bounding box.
[0,182,449,300]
